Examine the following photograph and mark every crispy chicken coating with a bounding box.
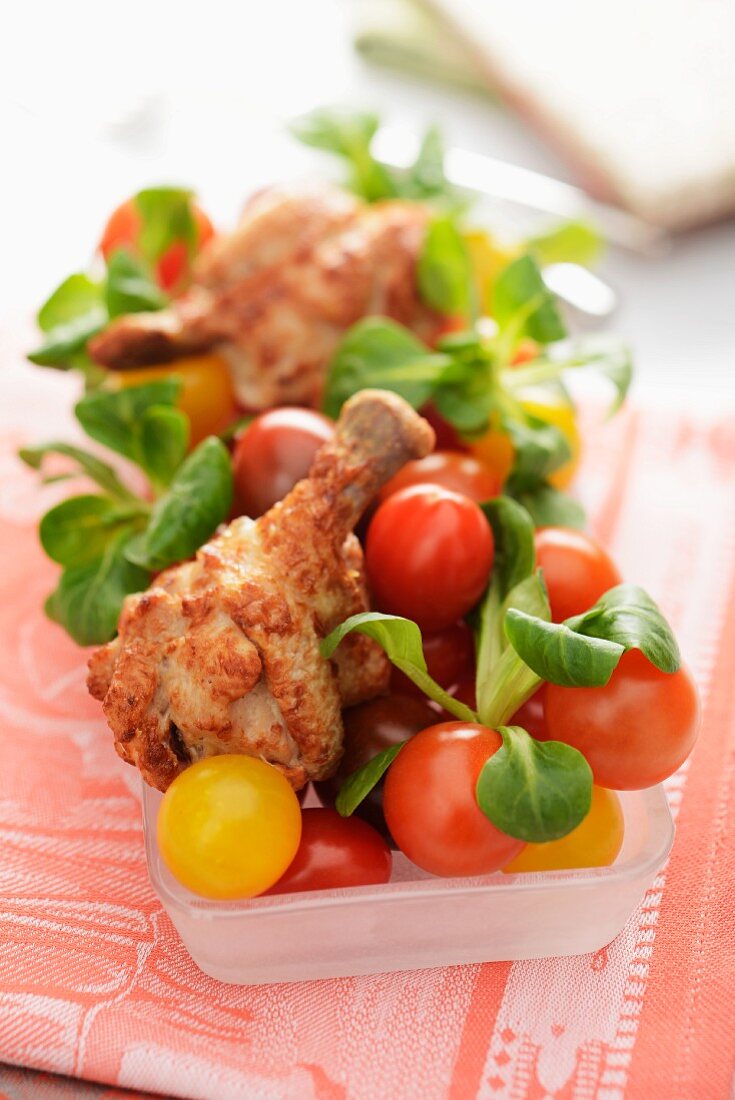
[88,184,441,409]
[88,390,435,792]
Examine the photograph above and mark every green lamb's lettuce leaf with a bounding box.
[476,725,593,842]
[505,609,624,687]
[75,379,183,489]
[504,584,680,687]
[105,249,168,318]
[505,481,586,530]
[134,187,198,268]
[565,584,681,673]
[400,125,450,202]
[18,442,139,502]
[37,274,105,333]
[527,219,603,267]
[479,496,537,601]
[39,494,147,568]
[493,254,567,348]
[417,214,475,318]
[44,532,151,647]
[322,318,451,418]
[476,574,550,728]
[124,436,232,572]
[503,415,571,484]
[320,611,478,722]
[335,743,405,817]
[138,405,190,487]
[28,306,108,368]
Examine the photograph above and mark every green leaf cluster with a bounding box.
[28,187,199,376]
[290,109,459,206]
[21,383,233,646]
[324,252,631,527]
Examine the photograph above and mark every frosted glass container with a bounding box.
[142,782,673,985]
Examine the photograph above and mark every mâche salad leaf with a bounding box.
[493,254,567,348]
[44,532,151,648]
[18,441,139,502]
[335,743,405,817]
[320,612,478,723]
[322,318,452,418]
[75,379,187,491]
[105,249,168,317]
[125,437,233,573]
[504,585,681,687]
[476,725,593,843]
[527,219,603,267]
[21,380,233,646]
[417,214,475,318]
[134,187,198,268]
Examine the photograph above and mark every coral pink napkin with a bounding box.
[1,358,734,1100]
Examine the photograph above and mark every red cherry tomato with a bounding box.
[99,196,215,291]
[383,722,524,876]
[544,649,700,789]
[535,527,622,623]
[232,408,334,517]
[379,451,501,505]
[265,808,392,894]
[315,693,436,840]
[366,486,494,632]
[391,620,475,698]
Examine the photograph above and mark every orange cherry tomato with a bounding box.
[379,451,501,504]
[503,786,624,872]
[383,722,525,877]
[109,355,237,447]
[544,649,700,789]
[100,196,215,291]
[535,527,622,622]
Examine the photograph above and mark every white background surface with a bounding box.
[2,0,733,411]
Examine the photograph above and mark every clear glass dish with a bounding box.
[142,782,673,985]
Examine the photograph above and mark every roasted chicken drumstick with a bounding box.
[88,184,442,409]
[88,390,434,792]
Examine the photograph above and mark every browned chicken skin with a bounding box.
[88,390,435,792]
[88,184,442,409]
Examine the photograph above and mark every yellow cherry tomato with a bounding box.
[463,229,519,315]
[157,755,302,899]
[109,354,237,446]
[471,387,581,490]
[502,786,624,874]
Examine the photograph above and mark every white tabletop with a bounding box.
[3,0,733,412]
